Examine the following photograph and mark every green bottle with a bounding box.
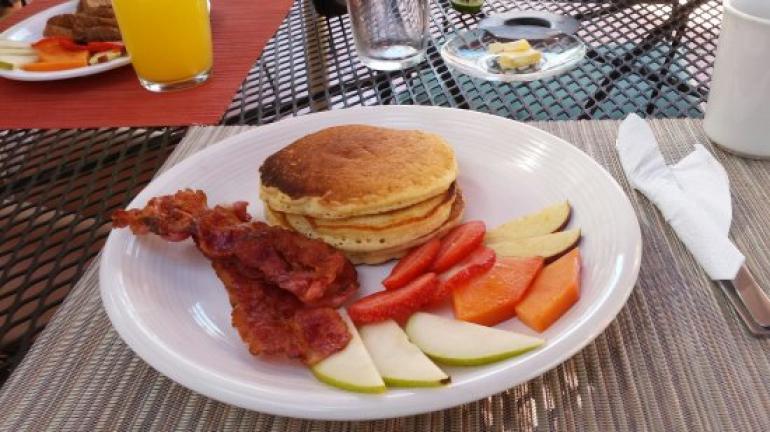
[450,0,484,14]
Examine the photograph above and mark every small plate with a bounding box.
[0,0,130,82]
[441,29,586,82]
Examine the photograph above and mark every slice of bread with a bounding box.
[73,25,122,43]
[44,13,121,43]
[78,0,113,13]
[42,23,75,39]
[82,6,116,20]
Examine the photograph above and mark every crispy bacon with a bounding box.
[112,189,358,307]
[215,260,349,364]
[112,189,358,365]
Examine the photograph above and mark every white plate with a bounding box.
[441,29,586,82]
[100,106,642,420]
[0,0,130,81]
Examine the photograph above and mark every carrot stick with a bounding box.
[22,60,87,72]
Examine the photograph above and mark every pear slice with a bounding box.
[359,320,450,387]
[0,54,38,70]
[311,311,386,393]
[405,312,544,366]
[0,47,37,57]
[487,229,580,262]
[0,40,32,50]
[485,201,571,244]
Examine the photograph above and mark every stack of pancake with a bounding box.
[259,125,464,264]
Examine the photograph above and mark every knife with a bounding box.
[718,265,770,336]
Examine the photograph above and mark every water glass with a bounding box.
[346,0,430,70]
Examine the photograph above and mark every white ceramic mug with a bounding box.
[704,0,770,158]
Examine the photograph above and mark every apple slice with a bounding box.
[311,311,386,393]
[485,201,571,244]
[359,320,450,387]
[487,229,580,262]
[404,312,544,366]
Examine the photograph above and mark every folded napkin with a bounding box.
[616,114,744,280]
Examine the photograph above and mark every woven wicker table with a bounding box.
[1,119,769,430]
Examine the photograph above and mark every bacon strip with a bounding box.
[215,260,349,365]
[112,189,358,365]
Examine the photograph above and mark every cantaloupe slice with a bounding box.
[452,256,544,326]
[514,248,581,332]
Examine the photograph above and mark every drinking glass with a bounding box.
[111,0,213,92]
[346,0,430,70]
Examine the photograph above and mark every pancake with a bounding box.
[265,189,466,265]
[259,125,458,219]
[344,191,465,265]
[281,185,457,253]
[264,204,292,229]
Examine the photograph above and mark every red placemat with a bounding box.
[0,0,294,129]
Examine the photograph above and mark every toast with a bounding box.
[77,0,113,13]
[43,7,121,43]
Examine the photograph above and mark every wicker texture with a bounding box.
[1,119,768,431]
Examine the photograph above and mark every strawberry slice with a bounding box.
[432,245,496,304]
[32,37,71,49]
[86,41,125,54]
[349,273,439,324]
[431,221,486,272]
[382,238,441,290]
[59,38,89,52]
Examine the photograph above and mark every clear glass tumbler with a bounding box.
[112,0,213,92]
[346,0,430,70]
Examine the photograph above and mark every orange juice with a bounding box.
[112,0,212,89]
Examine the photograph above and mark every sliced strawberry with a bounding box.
[59,38,89,52]
[32,37,71,49]
[432,245,496,304]
[349,273,439,324]
[431,221,486,272]
[382,238,441,290]
[87,41,125,54]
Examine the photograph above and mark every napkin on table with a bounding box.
[616,114,744,280]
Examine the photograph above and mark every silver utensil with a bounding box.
[718,265,770,336]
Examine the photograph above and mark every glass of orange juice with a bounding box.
[111,0,213,92]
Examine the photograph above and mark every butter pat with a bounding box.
[498,49,542,69]
[488,39,531,54]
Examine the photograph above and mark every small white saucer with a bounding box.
[440,29,586,82]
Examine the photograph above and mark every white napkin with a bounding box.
[616,114,744,280]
